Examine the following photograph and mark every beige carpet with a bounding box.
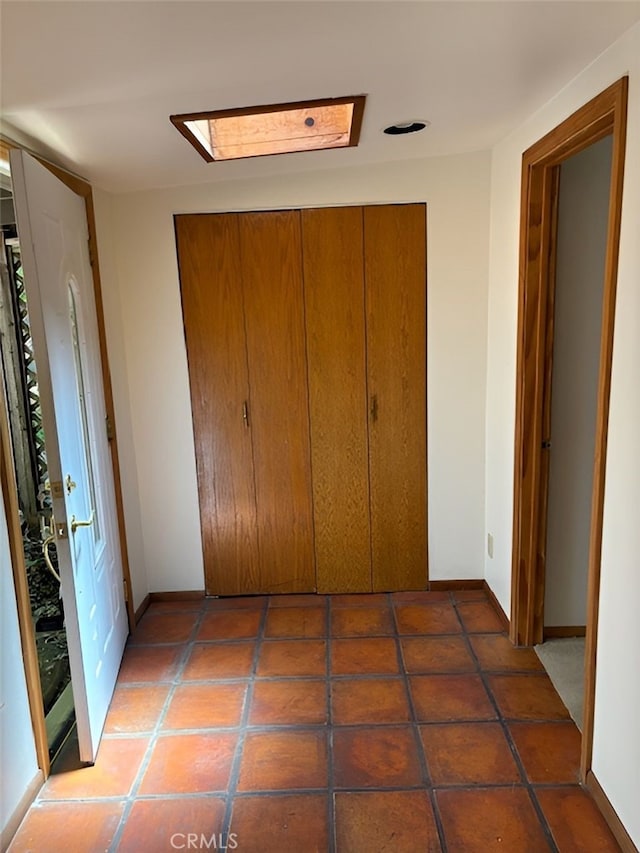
[535,637,586,730]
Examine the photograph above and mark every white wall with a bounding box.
[100,151,491,603]
[0,481,41,846]
[92,190,149,610]
[485,21,640,845]
[544,136,612,628]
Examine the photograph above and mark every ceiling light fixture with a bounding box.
[171,95,366,163]
[383,120,430,135]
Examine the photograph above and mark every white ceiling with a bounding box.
[2,1,640,193]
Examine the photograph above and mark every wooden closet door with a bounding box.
[364,204,428,591]
[175,213,260,595]
[238,212,315,592]
[302,207,372,592]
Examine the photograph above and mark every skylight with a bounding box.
[170,96,366,162]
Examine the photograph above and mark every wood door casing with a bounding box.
[176,214,260,595]
[238,212,315,592]
[302,206,372,592]
[364,204,428,591]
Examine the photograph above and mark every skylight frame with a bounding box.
[170,95,366,163]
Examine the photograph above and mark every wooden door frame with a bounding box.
[0,137,135,777]
[510,77,628,779]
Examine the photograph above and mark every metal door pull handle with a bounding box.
[71,509,95,534]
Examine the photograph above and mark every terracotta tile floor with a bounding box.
[9,589,621,852]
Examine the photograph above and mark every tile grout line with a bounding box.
[326,594,336,853]
[392,591,449,853]
[453,597,560,853]
[106,601,209,851]
[219,598,269,844]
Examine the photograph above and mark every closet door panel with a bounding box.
[238,212,315,592]
[302,207,372,592]
[176,214,260,595]
[364,204,428,591]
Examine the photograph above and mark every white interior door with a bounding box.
[11,149,128,763]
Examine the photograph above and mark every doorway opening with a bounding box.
[0,170,76,761]
[533,134,613,732]
[510,78,628,781]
